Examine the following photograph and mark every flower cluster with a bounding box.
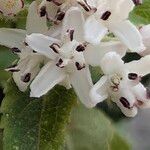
[0,0,150,117]
[0,0,24,16]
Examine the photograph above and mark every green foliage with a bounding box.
[0,47,17,86]
[130,0,150,25]
[0,79,76,150]
[65,105,131,150]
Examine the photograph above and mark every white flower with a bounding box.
[38,0,75,23]
[90,52,150,117]
[82,0,145,52]
[38,0,97,23]
[140,25,150,56]
[0,0,24,16]
[26,7,127,107]
[0,1,48,91]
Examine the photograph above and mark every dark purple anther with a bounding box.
[120,97,130,109]
[101,11,111,20]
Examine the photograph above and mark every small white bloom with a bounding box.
[82,0,145,52]
[26,7,127,107]
[90,52,150,117]
[0,1,48,91]
[38,0,96,23]
[140,25,150,56]
[0,0,24,16]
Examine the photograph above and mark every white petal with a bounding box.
[13,65,39,92]
[140,24,150,40]
[0,28,25,48]
[59,76,72,89]
[70,67,95,108]
[30,62,66,98]
[140,25,150,56]
[84,15,108,45]
[46,24,62,39]
[26,33,60,59]
[84,41,127,66]
[62,7,85,42]
[112,0,134,21]
[116,101,138,117]
[116,88,138,117]
[109,20,145,52]
[125,55,150,76]
[100,52,125,75]
[13,55,42,92]
[132,83,148,102]
[41,0,59,20]
[90,76,108,104]
[26,1,48,34]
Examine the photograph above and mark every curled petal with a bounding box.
[30,62,66,98]
[90,76,108,104]
[13,55,42,92]
[100,52,125,75]
[70,67,95,108]
[84,15,108,45]
[26,1,48,34]
[109,20,145,52]
[125,55,150,76]
[0,28,25,49]
[116,100,138,117]
[62,7,85,42]
[140,25,150,56]
[26,33,60,60]
[84,41,127,66]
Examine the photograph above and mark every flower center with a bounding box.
[50,41,86,70]
[49,29,86,71]
[109,74,122,92]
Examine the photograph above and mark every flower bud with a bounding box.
[0,0,24,16]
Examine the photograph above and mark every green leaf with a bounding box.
[0,79,76,150]
[130,0,150,25]
[0,47,17,86]
[110,133,130,150]
[65,105,131,150]
[0,129,3,150]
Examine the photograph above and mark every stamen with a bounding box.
[33,50,37,53]
[120,97,130,109]
[101,11,111,20]
[75,62,85,70]
[67,29,74,41]
[76,44,85,52]
[55,9,65,22]
[50,43,60,53]
[21,73,31,83]
[77,0,97,13]
[56,58,64,68]
[11,47,21,53]
[128,73,138,80]
[24,41,28,46]
[39,6,46,17]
